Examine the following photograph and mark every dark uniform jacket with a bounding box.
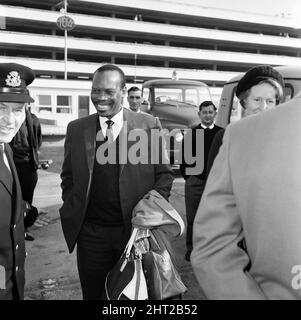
[0,144,26,300]
[60,109,174,253]
[9,109,42,170]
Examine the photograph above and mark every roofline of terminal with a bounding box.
[2,5,301,49]
[74,0,301,29]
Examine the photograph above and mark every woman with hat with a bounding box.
[191,63,301,299]
[206,65,285,177]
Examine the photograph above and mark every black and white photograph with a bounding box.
[0,0,301,307]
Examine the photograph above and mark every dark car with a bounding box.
[142,78,211,165]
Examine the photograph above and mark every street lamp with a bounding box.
[133,14,142,83]
[56,0,75,80]
[134,42,137,83]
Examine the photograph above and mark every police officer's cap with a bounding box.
[236,65,284,98]
[0,63,35,103]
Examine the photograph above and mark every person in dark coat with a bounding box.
[180,101,223,262]
[9,105,42,241]
[0,63,40,300]
[59,64,174,300]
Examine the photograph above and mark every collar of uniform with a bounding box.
[201,123,214,130]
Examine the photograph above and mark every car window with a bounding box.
[230,94,243,124]
[154,88,182,105]
[184,88,199,105]
[284,84,293,102]
[142,87,150,102]
[154,86,210,107]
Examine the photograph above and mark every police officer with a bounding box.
[0,63,39,299]
[9,96,42,241]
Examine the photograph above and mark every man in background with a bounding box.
[127,86,148,113]
[180,101,222,261]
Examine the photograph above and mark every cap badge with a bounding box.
[5,71,21,87]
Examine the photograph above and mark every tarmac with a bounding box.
[24,169,206,300]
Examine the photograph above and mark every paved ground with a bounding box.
[24,169,206,300]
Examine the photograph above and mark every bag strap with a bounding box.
[124,227,139,258]
[134,260,141,300]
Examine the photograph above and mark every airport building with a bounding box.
[1,0,301,133]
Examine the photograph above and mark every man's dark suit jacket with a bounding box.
[59,108,174,253]
[0,144,26,300]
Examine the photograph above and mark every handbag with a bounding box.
[142,230,187,300]
[104,228,148,300]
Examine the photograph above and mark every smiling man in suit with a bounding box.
[60,64,174,300]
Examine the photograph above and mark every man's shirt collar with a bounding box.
[99,107,124,140]
[200,123,215,130]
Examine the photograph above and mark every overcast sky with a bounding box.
[172,0,301,17]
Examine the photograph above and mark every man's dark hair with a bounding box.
[199,100,217,111]
[127,86,141,95]
[94,64,126,88]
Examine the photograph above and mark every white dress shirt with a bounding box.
[0,143,11,172]
[201,123,215,130]
[98,108,124,141]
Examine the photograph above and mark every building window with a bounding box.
[57,95,72,114]
[37,95,52,113]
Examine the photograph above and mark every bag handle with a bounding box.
[124,227,139,258]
